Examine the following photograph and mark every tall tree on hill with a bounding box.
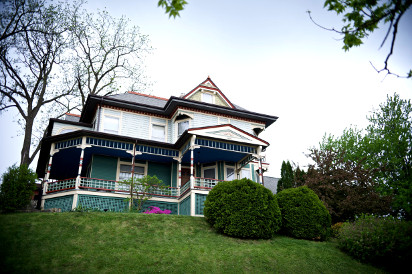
[277,160,294,193]
[0,0,150,166]
[365,94,412,219]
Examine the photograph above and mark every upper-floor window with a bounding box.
[178,120,189,137]
[202,92,213,104]
[103,115,119,134]
[151,124,165,142]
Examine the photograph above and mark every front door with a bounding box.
[181,168,193,186]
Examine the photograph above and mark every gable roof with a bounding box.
[109,92,168,108]
[182,77,236,109]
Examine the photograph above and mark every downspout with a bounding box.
[96,97,103,131]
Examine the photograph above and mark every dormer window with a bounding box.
[202,92,213,104]
[178,120,189,137]
[175,113,192,139]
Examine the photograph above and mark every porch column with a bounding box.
[73,137,91,210]
[190,135,197,189]
[257,146,264,185]
[41,143,58,209]
[75,137,91,190]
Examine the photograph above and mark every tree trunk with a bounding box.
[20,117,34,166]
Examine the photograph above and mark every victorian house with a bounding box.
[36,77,278,216]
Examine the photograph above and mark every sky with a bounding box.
[0,0,411,178]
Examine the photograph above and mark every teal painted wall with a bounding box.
[195,194,207,215]
[217,161,224,181]
[44,195,73,212]
[90,155,117,180]
[78,194,128,212]
[251,163,256,182]
[148,162,171,187]
[171,161,177,187]
[179,196,191,216]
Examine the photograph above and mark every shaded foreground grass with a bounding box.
[0,213,382,273]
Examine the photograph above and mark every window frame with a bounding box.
[103,114,120,135]
[151,123,166,142]
[202,92,214,104]
[202,165,217,180]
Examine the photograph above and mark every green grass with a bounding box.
[0,212,383,273]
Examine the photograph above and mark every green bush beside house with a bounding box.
[204,178,282,239]
[277,186,331,240]
[0,165,37,212]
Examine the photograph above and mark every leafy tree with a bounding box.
[158,0,188,18]
[365,93,412,219]
[0,164,37,212]
[277,160,306,192]
[309,0,412,78]
[277,160,294,192]
[0,0,150,166]
[120,175,168,212]
[294,165,306,187]
[305,143,392,223]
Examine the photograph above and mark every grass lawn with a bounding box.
[0,212,383,273]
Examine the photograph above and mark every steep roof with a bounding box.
[109,92,168,108]
[182,77,236,109]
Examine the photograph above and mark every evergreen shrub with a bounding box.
[338,215,412,271]
[276,186,331,240]
[0,164,37,212]
[203,178,281,239]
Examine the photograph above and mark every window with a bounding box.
[151,124,165,142]
[241,168,250,179]
[202,92,213,104]
[119,164,144,181]
[178,120,189,137]
[226,167,235,181]
[204,167,216,179]
[103,116,119,134]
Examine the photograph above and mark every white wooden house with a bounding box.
[36,77,278,216]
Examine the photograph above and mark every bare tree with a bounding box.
[68,9,151,108]
[0,0,76,166]
[0,0,151,166]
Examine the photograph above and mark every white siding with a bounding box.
[51,122,91,136]
[167,120,173,143]
[121,112,150,139]
[193,113,218,128]
[230,119,252,135]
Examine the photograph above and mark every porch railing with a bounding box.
[79,177,178,197]
[46,178,76,193]
[45,177,223,196]
[194,177,221,189]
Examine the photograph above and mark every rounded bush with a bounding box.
[203,178,281,239]
[276,186,331,240]
[338,215,412,271]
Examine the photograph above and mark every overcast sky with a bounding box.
[1,0,411,178]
